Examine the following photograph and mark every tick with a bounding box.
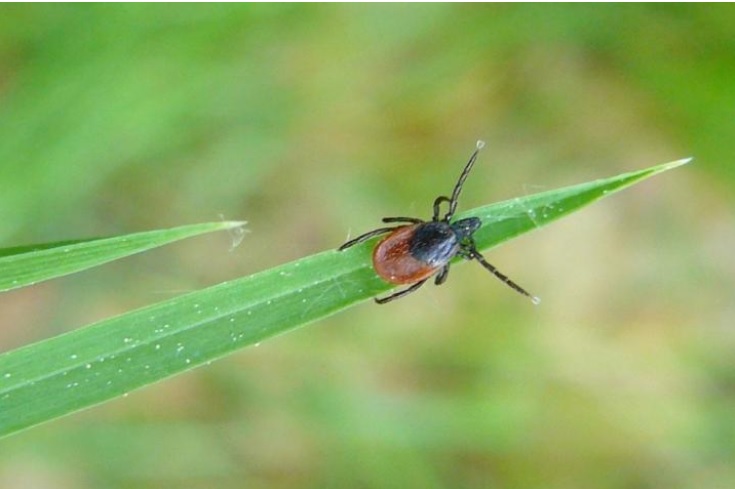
[338,140,539,305]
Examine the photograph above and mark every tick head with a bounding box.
[450,217,481,241]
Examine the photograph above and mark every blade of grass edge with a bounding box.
[463,157,692,251]
[0,221,246,292]
[0,158,689,438]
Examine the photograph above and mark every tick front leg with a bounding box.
[432,196,451,221]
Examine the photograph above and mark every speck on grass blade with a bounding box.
[0,158,690,438]
[0,221,246,292]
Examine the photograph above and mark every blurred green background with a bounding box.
[0,4,733,488]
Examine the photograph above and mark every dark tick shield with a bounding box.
[339,141,539,305]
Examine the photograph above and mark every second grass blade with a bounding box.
[0,221,246,292]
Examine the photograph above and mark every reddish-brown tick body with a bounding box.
[373,225,434,284]
[372,221,468,284]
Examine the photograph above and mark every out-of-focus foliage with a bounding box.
[0,4,732,489]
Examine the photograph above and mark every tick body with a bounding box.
[339,141,539,305]
[373,219,478,284]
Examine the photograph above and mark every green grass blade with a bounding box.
[0,222,245,292]
[463,157,692,250]
[0,158,689,438]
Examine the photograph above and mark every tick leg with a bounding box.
[382,217,424,224]
[468,248,539,304]
[338,226,401,251]
[432,196,451,221]
[375,279,428,304]
[434,265,450,285]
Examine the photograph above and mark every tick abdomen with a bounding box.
[372,224,450,284]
